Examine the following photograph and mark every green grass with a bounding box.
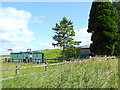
[0,55,10,62]
[41,49,63,59]
[0,55,10,59]
[41,49,63,62]
[41,48,80,62]
[2,57,118,88]
[2,62,45,78]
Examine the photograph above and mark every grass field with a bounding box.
[2,56,118,88]
[41,48,80,62]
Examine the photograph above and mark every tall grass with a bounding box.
[2,62,45,78]
[2,57,118,88]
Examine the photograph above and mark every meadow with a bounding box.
[1,56,118,88]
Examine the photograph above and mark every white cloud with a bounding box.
[42,16,46,18]
[0,7,35,55]
[31,16,43,23]
[31,16,46,23]
[0,7,31,32]
[74,27,92,46]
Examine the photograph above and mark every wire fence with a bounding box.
[1,58,62,63]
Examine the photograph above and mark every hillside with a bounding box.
[41,49,63,59]
[41,48,80,60]
[0,55,10,61]
[2,57,118,88]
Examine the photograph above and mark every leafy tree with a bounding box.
[52,17,81,61]
[87,0,118,56]
[112,0,120,56]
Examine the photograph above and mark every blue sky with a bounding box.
[0,2,92,55]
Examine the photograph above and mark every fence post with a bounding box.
[56,58,57,63]
[8,58,10,63]
[45,62,48,71]
[45,58,46,64]
[5,58,7,62]
[16,65,20,76]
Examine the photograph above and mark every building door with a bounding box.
[26,57,29,63]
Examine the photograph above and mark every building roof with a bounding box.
[78,45,90,49]
[11,51,43,54]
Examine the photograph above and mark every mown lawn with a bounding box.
[2,57,118,88]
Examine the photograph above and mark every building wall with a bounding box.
[80,48,90,54]
[10,52,44,63]
[78,48,91,59]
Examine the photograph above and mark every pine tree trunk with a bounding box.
[63,46,65,62]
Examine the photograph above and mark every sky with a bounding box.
[0,1,93,55]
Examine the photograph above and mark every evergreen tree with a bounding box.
[112,0,120,56]
[87,0,118,56]
[52,17,81,61]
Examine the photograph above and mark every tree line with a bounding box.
[52,0,120,61]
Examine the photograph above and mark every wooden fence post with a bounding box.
[5,58,7,62]
[16,66,20,76]
[8,58,10,63]
[45,62,48,71]
[56,58,57,63]
[45,58,46,64]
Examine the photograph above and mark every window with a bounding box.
[36,54,38,57]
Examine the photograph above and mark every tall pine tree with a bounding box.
[87,0,118,56]
[52,17,81,61]
[112,0,120,56]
